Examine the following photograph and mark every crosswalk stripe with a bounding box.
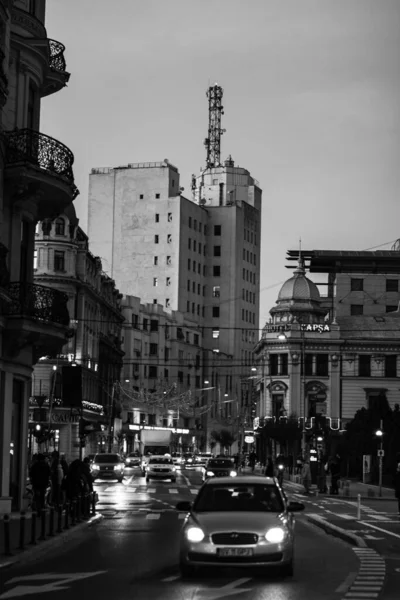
[190,489,198,495]
[146,513,160,520]
[168,489,178,494]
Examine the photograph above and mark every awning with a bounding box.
[141,429,172,446]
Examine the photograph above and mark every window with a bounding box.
[386,305,398,313]
[197,283,200,294]
[27,84,36,130]
[139,194,144,199]
[28,0,37,15]
[280,354,288,376]
[214,246,221,257]
[193,260,196,272]
[192,302,195,314]
[212,328,219,339]
[166,298,170,308]
[192,282,196,293]
[316,354,329,376]
[243,249,246,260]
[199,243,202,254]
[188,259,191,269]
[359,355,371,377]
[351,305,363,316]
[187,280,190,291]
[186,332,190,343]
[203,285,206,296]
[150,320,158,332]
[194,334,199,345]
[385,355,397,378]
[386,279,399,292]
[351,278,364,291]
[214,225,221,236]
[166,277,171,286]
[198,263,201,274]
[154,235,159,244]
[213,286,220,297]
[189,217,192,228]
[193,241,197,252]
[194,220,197,231]
[155,214,159,223]
[199,223,202,233]
[212,306,220,318]
[167,235,172,243]
[143,319,148,331]
[187,300,190,311]
[132,314,139,329]
[54,251,65,271]
[55,218,65,235]
[168,213,172,222]
[165,348,170,361]
[149,366,158,378]
[166,256,171,265]
[213,266,221,277]
[33,249,38,270]
[149,343,158,355]
[269,354,278,376]
[156,193,160,199]
[304,354,313,376]
[153,277,158,286]
[178,371,184,383]
[153,299,157,304]
[188,238,191,249]
[154,256,158,265]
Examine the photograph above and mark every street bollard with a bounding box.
[30,511,37,545]
[91,492,96,516]
[71,500,76,526]
[19,511,26,551]
[2,515,12,556]
[57,505,63,533]
[64,502,70,530]
[39,508,47,541]
[357,493,361,520]
[48,506,55,537]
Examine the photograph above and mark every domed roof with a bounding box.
[277,258,320,302]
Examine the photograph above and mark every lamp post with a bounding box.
[375,421,384,498]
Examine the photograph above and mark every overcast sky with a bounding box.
[41,0,400,325]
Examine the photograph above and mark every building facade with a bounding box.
[31,206,124,461]
[0,0,78,513]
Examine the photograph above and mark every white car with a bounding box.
[145,455,177,483]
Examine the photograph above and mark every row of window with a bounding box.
[131,365,202,387]
[154,256,172,265]
[154,235,172,244]
[268,353,398,378]
[241,329,257,344]
[34,249,66,271]
[243,269,256,284]
[242,289,256,304]
[153,277,171,287]
[187,280,206,295]
[188,217,207,233]
[140,193,161,199]
[155,213,173,222]
[351,278,399,292]
[244,229,257,246]
[242,309,256,324]
[130,318,200,345]
[188,238,205,255]
[187,301,205,317]
[350,304,399,315]
[243,249,256,265]
[188,259,205,276]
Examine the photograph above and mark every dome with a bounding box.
[277,258,320,302]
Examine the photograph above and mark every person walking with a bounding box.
[82,457,94,492]
[248,450,257,472]
[394,460,400,515]
[50,451,64,506]
[301,460,312,494]
[329,455,341,495]
[29,453,51,515]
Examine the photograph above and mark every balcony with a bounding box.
[1,282,71,361]
[4,129,79,219]
[42,39,70,96]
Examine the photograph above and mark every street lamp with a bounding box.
[375,422,384,497]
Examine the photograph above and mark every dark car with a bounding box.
[202,457,237,483]
[91,453,125,482]
[125,452,141,467]
[182,453,196,468]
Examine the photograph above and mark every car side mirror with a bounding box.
[287,501,305,512]
[176,501,192,512]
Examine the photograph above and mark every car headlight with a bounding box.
[172,466,176,471]
[265,527,286,543]
[206,471,214,476]
[92,464,100,470]
[186,527,205,542]
[187,459,193,463]
[114,465,123,471]
[229,471,237,477]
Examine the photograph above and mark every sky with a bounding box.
[41,0,400,326]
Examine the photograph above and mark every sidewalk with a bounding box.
[0,504,103,569]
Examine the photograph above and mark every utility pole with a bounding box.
[108,381,115,452]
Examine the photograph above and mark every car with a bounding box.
[145,455,177,483]
[125,452,141,467]
[194,453,213,466]
[171,452,184,468]
[202,457,237,483]
[176,475,305,578]
[91,453,125,482]
[182,453,195,467]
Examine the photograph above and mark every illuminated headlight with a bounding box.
[172,466,176,471]
[186,527,205,542]
[187,459,193,463]
[229,471,237,477]
[206,471,214,477]
[114,465,123,471]
[265,527,286,543]
[177,458,182,463]
[92,464,100,470]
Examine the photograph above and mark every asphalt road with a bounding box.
[0,467,375,600]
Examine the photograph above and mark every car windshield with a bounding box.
[194,484,285,513]
[95,455,121,464]
[148,457,173,464]
[207,459,234,468]
[128,453,139,458]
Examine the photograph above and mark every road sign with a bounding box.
[0,572,107,599]
[377,449,385,457]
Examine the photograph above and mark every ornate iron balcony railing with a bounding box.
[48,39,70,80]
[1,282,70,326]
[5,129,79,199]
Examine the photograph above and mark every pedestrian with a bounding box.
[394,461,400,515]
[301,460,312,494]
[50,451,64,506]
[233,453,239,469]
[248,450,257,472]
[29,453,51,515]
[82,457,94,492]
[329,455,341,495]
[265,457,274,477]
[64,459,88,511]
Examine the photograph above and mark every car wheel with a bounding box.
[180,562,196,579]
[146,477,150,483]
[171,478,176,483]
[280,559,294,577]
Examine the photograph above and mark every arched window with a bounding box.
[55,218,65,236]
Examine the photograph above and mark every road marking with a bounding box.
[358,520,400,540]
[168,489,178,494]
[0,572,107,599]
[369,514,390,521]
[125,488,137,492]
[146,513,160,520]
[123,475,134,485]
[344,594,379,598]
[161,575,180,582]
[190,489,198,495]
[147,488,156,493]
[192,577,252,599]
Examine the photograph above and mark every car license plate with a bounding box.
[217,548,253,557]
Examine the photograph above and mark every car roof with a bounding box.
[204,475,276,486]
[95,453,120,458]
[149,455,172,459]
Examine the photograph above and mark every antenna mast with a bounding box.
[204,83,226,169]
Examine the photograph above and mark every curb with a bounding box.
[307,514,367,548]
[0,514,104,569]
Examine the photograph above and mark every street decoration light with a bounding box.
[375,422,384,497]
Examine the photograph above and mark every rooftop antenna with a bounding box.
[204,83,226,169]
[299,237,302,260]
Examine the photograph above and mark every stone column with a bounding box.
[0,370,13,514]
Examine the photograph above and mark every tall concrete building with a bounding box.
[87,85,262,451]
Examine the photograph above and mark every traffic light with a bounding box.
[61,365,82,408]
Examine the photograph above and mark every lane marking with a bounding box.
[358,520,400,540]
[168,489,178,494]
[146,513,160,520]
[147,488,156,493]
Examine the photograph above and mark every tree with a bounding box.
[210,429,236,454]
[261,414,302,456]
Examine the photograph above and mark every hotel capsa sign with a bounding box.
[266,323,331,334]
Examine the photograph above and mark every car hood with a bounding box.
[191,511,287,532]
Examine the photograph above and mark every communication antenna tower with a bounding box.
[204,83,226,169]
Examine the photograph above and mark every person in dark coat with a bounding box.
[29,453,51,515]
[82,457,94,492]
[329,455,341,495]
[265,458,274,477]
[394,461,400,515]
[65,459,88,505]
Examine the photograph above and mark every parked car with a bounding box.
[182,453,196,467]
[176,475,305,577]
[91,453,125,483]
[145,455,177,483]
[202,457,237,483]
[171,452,184,468]
[125,452,141,467]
